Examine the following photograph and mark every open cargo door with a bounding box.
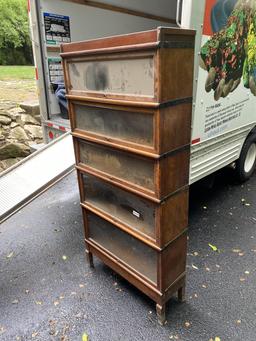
[28,0,190,142]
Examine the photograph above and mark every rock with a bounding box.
[0,157,23,170]
[0,142,30,160]
[0,128,5,140]
[2,125,10,131]
[7,107,25,120]
[0,101,16,113]
[10,122,19,128]
[20,100,40,117]
[16,114,39,127]
[24,125,43,140]
[34,139,44,144]
[34,115,41,124]
[0,115,12,125]
[9,126,29,141]
[30,142,45,153]
[0,131,9,140]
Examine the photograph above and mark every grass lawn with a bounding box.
[0,65,35,80]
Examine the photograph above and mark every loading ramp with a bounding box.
[0,132,75,223]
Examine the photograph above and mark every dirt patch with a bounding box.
[0,80,37,103]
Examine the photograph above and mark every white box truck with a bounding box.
[28,0,256,184]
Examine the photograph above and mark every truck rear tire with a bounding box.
[235,132,256,182]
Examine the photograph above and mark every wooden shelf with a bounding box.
[69,99,192,156]
[62,27,195,324]
[79,171,188,249]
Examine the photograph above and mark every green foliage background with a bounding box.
[0,0,33,65]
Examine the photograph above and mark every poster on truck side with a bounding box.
[44,12,71,45]
[192,0,256,144]
[48,58,64,84]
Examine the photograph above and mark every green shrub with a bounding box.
[0,0,33,65]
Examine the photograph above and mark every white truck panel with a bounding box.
[190,123,254,183]
[189,0,256,183]
[82,0,178,20]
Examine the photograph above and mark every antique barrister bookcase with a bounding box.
[61,27,195,324]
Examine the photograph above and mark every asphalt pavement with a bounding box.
[1,168,256,341]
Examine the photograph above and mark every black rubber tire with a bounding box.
[235,132,256,182]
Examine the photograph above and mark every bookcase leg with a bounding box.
[86,250,94,268]
[156,303,166,325]
[178,286,185,302]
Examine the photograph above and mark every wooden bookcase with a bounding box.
[61,27,195,324]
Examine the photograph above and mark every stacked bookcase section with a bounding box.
[61,27,195,324]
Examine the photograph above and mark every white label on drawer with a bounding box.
[132,210,140,219]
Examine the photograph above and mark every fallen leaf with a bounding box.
[215,337,221,341]
[232,249,241,253]
[0,326,5,334]
[54,301,59,306]
[49,320,57,336]
[238,253,244,257]
[62,255,67,261]
[193,252,199,256]
[245,271,250,275]
[32,331,39,338]
[205,267,210,272]
[82,333,88,341]
[6,252,14,259]
[208,243,218,252]
[202,284,207,288]
[35,301,42,305]
[240,278,246,282]
[25,289,30,294]
[192,264,199,270]
[12,299,19,304]
[184,321,191,328]
[79,284,84,288]
[236,319,241,325]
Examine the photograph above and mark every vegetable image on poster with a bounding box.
[200,0,256,100]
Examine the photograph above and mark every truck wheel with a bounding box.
[235,133,256,182]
